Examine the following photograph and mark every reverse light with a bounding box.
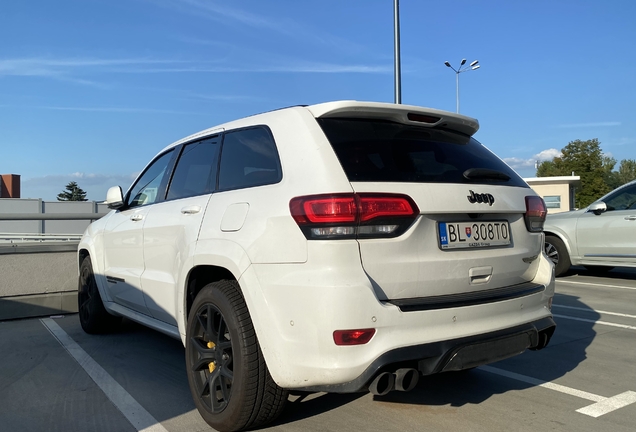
[333,329,376,346]
[524,196,547,232]
[310,226,356,237]
[290,193,419,240]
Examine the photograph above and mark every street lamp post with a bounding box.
[394,0,401,104]
[444,59,480,113]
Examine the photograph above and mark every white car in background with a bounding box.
[77,101,556,432]
[544,179,636,276]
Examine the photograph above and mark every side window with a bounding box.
[604,185,636,211]
[167,137,220,200]
[218,127,282,190]
[127,150,174,208]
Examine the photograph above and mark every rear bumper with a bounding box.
[290,316,555,393]
[237,241,556,390]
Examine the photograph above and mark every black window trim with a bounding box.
[121,124,282,210]
[216,124,283,193]
[163,134,222,203]
[122,148,179,211]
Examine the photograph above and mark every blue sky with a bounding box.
[2,0,636,201]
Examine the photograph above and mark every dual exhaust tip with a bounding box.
[368,368,419,396]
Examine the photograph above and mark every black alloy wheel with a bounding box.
[78,256,121,333]
[188,303,234,414]
[185,280,287,432]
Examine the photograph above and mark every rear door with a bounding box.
[317,117,540,301]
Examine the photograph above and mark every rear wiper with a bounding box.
[463,168,511,182]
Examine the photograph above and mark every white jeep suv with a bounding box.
[78,101,555,431]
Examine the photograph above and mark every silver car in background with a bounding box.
[543,180,636,276]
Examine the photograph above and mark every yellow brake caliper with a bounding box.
[207,341,216,373]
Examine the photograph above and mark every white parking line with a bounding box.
[557,279,636,291]
[480,365,636,417]
[553,314,636,331]
[553,304,636,320]
[41,318,169,432]
[577,391,636,418]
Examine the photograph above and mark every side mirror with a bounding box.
[105,186,125,209]
[588,201,607,215]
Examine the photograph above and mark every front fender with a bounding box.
[77,212,114,301]
[543,226,577,261]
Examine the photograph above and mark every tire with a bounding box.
[544,235,571,277]
[78,256,122,334]
[186,280,288,432]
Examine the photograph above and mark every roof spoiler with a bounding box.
[307,101,479,137]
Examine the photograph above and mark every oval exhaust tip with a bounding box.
[394,368,419,392]
[368,372,395,396]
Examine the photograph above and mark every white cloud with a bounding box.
[607,137,636,147]
[36,105,205,115]
[535,148,562,161]
[0,57,186,77]
[168,0,288,34]
[503,148,562,170]
[557,121,621,128]
[0,56,390,82]
[109,62,391,74]
[152,0,371,56]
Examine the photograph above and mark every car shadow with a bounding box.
[55,287,599,430]
[562,265,636,281]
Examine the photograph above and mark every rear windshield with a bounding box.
[318,118,527,188]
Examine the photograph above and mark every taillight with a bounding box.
[524,196,547,232]
[333,328,376,346]
[290,193,419,239]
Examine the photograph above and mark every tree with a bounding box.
[599,155,619,191]
[536,139,612,208]
[57,181,88,201]
[616,159,636,186]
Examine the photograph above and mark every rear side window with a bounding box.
[218,126,282,190]
[167,137,220,200]
[318,118,527,187]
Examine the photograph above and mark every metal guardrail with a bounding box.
[0,233,81,242]
[0,213,108,221]
[0,241,79,254]
[0,212,108,250]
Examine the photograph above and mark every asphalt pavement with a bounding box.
[2,266,636,432]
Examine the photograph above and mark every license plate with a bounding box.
[438,221,511,249]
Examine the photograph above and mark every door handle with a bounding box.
[625,215,636,221]
[181,206,202,215]
[130,214,144,221]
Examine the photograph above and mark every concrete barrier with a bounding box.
[0,201,107,320]
[0,242,79,320]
